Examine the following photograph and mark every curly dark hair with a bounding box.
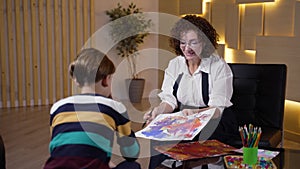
[169,15,219,58]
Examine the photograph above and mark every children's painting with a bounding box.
[135,108,215,141]
[155,140,237,161]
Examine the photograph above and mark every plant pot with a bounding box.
[126,78,145,103]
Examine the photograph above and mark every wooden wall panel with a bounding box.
[62,0,69,97]
[39,0,46,105]
[69,0,76,63]
[211,0,234,43]
[179,0,202,15]
[83,0,90,43]
[236,0,274,4]
[0,0,8,107]
[23,0,32,105]
[46,0,54,104]
[295,1,300,37]
[225,4,240,49]
[31,0,39,105]
[264,0,294,36]
[203,2,211,22]
[240,4,263,50]
[90,0,95,37]
[7,0,16,107]
[0,0,94,108]
[15,0,24,106]
[159,0,179,15]
[256,36,300,101]
[76,0,83,51]
[54,0,62,101]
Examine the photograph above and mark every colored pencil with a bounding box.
[239,124,262,148]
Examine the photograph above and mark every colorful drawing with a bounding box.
[155,140,238,161]
[135,108,215,141]
[224,155,277,169]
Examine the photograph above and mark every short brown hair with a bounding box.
[69,48,115,87]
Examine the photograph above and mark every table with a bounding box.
[157,147,300,169]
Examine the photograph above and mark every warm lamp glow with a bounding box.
[285,100,300,110]
[237,0,279,7]
[236,0,275,4]
[202,0,211,14]
[239,3,265,6]
[264,0,280,9]
[244,50,256,55]
[223,46,256,63]
[284,99,300,141]
[180,14,202,17]
[224,47,235,63]
[203,0,211,3]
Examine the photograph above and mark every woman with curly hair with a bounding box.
[144,15,238,169]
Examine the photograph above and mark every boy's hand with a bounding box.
[143,110,153,126]
[143,107,162,126]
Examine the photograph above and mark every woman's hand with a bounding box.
[181,109,199,116]
[182,107,211,116]
[182,107,221,118]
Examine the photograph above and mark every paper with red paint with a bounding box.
[155,140,237,161]
[135,108,215,141]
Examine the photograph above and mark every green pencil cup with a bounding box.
[243,147,258,165]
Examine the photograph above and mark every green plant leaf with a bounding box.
[106,3,152,78]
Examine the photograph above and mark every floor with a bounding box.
[0,98,299,169]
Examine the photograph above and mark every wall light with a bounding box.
[244,50,256,55]
[202,0,211,14]
[235,0,275,4]
[284,100,300,142]
[224,47,235,63]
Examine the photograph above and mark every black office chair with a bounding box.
[228,63,287,148]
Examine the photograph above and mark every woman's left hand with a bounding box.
[182,107,221,118]
[182,109,199,116]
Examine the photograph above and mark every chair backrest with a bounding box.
[228,63,287,130]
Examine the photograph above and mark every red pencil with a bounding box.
[239,126,245,146]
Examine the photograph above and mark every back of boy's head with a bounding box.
[69,48,115,87]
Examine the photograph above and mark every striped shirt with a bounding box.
[44,94,140,169]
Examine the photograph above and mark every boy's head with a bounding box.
[69,48,115,88]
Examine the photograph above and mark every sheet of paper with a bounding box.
[155,140,238,161]
[135,108,216,141]
[233,148,280,159]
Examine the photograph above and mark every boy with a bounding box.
[44,48,141,169]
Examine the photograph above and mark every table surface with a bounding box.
[158,147,300,169]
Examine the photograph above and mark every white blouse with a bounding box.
[158,53,233,113]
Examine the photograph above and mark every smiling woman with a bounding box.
[144,15,237,169]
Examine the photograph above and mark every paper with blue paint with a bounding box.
[135,108,215,141]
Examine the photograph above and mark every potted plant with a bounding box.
[106,2,152,102]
